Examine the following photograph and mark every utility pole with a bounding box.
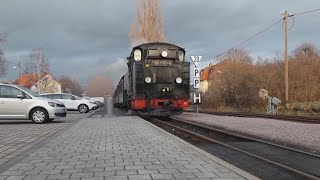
[282,10,289,107]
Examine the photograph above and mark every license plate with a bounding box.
[151,60,172,66]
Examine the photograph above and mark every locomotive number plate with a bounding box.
[151,60,172,66]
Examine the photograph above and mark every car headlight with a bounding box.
[145,77,152,83]
[161,50,168,58]
[48,102,57,107]
[176,77,182,84]
[134,49,142,61]
[178,50,184,62]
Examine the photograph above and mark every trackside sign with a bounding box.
[190,55,202,105]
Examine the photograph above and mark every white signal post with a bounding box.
[190,56,202,116]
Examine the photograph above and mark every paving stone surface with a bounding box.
[0,114,258,180]
[0,112,89,173]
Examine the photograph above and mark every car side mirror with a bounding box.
[17,94,25,99]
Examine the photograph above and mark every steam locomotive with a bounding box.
[113,42,190,116]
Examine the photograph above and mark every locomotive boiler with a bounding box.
[113,42,190,116]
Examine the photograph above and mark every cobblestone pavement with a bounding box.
[0,115,258,180]
[0,111,93,174]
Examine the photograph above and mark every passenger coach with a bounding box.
[113,42,190,116]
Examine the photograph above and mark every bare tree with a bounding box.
[0,50,7,77]
[24,48,51,92]
[0,33,7,43]
[129,0,166,46]
[59,76,83,96]
[0,33,8,77]
[25,48,50,74]
[217,48,253,64]
[86,75,114,97]
[292,43,319,60]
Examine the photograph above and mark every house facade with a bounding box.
[200,61,231,94]
[14,73,62,94]
[200,63,215,94]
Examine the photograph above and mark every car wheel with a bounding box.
[30,108,49,124]
[78,104,89,113]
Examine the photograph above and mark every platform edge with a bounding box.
[139,117,261,180]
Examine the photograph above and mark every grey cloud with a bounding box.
[1,0,320,86]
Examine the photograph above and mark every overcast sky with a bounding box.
[1,0,320,87]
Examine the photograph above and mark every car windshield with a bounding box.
[17,86,40,97]
[72,95,82,100]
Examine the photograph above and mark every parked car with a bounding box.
[0,83,67,123]
[92,101,105,108]
[40,93,97,113]
[97,101,105,107]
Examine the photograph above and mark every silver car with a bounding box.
[0,83,67,123]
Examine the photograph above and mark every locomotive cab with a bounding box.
[114,42,190,116]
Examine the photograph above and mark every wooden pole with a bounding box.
[284,11,289,107]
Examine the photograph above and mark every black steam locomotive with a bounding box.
[113,42,190,116]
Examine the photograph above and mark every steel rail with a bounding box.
[185,110,320,124]
[148,117,320,180]
[173,118,320,158]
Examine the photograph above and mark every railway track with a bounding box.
[143,116,320,180]
[186,110,320,123]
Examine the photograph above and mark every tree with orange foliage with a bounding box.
[85,75,114,97]
[129,0,166,46]
[205,61,260,110]
[205,48,261,110]
[203,43,320,113]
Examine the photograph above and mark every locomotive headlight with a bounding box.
[134,49,142,61]
[178,50,184,62]
[145,77,152,83]
[176,77,182,84]
[161,51,168,58]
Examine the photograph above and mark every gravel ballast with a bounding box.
[172,112,320,154]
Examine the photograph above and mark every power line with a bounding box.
[293,8,320,16]
[282,16,295,31]
[209,8,320,62]
[211,19,283,60]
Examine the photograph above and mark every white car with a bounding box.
[0,83,67,123]
[40,93,97,113]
